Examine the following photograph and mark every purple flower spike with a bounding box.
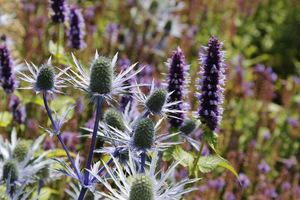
[197,36,226,131]
[50,0,66,23]
[166,47,190,128]
[9,94,26,124]
[0,44,16,93]
[68,5,86,50]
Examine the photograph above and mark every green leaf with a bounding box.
[31,187,58,200]
[173,146,194,167]
[203,128,220,154]
[168,126,179,142]
[0,112,12,127]
[21,95,44,107]
[197,155,240,182]
[50,96,76,111]
[162,146,175,162]
[49,40,64,56]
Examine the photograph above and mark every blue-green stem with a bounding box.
[141,151,146,173]
[42,91,81,181]
[191,136,206,175]
[78,96,103,200]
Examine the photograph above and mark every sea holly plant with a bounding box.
[13,35,240,200]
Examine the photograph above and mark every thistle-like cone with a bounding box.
[36,64,55,91]
[179,118,197,136]
[104,108,126,131]
[12,141,29,162]
[129,174,154,200]
[36,165,50,179]
[133,118,154,149]
[2,159,19,182]
[146,88,167,114]
[89,57,112,94]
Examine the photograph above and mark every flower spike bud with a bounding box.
[129,174,154,200]
[104,108,126,132]
[89,56,112,94]
[12,141,29,162]
[2,159,19,182]
[0,44,16,93]
[50,0,66,23]
[68,5,86,50]
[198,36,226,131]
[146,88,167,113]
[134,118,154,149]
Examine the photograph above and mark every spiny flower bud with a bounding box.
[89,57,112,94]
[146,88,167,113]
[129,174,154,200]
[68,5,86,50]
[134,118,154,149]
[36,165,50,179]
[179,118,197,136]
[198,36,226,131]
[104,108,126,131]
[2,159,19,182]
[12,141,29,162]
[0,44,16,93]
[36,64,55,91]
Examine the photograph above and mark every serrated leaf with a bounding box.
[162,146,175,162]
[173,146,194,167]
[197,155,240,182]
[21,95,44,107]
[203,128,220,154]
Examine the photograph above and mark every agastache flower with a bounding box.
[0,44,16,93]
[165,47,190,128]
[8,94,26,124]
[50,0,66,23]
[197,36,226,131]
[68,5,86,50]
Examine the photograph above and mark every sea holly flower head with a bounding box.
[89,149,198,200]
[197,36,226,131]
[12,141,29,162]
[135,81,184,118]
[129,174,154,200]
[69,51,145,105]
[2,159,19,182]
[104,108,126,132]
[133,118,154,150]
[18,57,69,94]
